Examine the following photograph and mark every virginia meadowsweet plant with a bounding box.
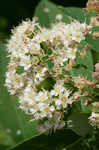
[5,17,99,131]
[1,0,99,149]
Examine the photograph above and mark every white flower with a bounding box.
[50,106,55,112]
[56,14,63,21]
[19,55,32,70]
[55,90,72,109]
[89,112,99,128]
[67,48,77,60]
[50,81,65,96]
[35,91,49,102]
[5,71,25,94]
[29,41,41,55]
[34,67,48,83]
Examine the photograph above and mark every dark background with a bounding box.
[0,0,87,38]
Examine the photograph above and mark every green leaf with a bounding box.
[46,59,54,70]
[61,8,98,25]
[40,42,48,54]
[73,96,92,114]
[71,67,93,81]
[86,34,99,52]
[10,130,80,150]
[91,26,99,33]
[85,11,98,25]
[94,87,99,97]
[71,48,93,81]
[41,56,49,62]
[77,40,87,52]
[64,80,77,93]
[38,77,56,91]
[67,112,92,136]
[0,125,15,150]
[59,69,70,79]
[34,0,71,28]
[92,51,99,64]
[76,49,93,71]
[82,86,94,95]
[0,43,42,149]
[61,7,86,23]
[40,41,52,55]
[16,66,24,75]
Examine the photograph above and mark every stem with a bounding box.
[66,136,84,149]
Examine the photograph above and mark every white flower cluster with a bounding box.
[5,18,89,130]
[89,112,99,128]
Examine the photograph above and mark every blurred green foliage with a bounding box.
[0,0,87,40]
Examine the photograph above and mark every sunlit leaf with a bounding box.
[71,48,93,81]
[61,7,86,23]
[34,0,71,28]
[86,34,99,52]
[76,49,93,71]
